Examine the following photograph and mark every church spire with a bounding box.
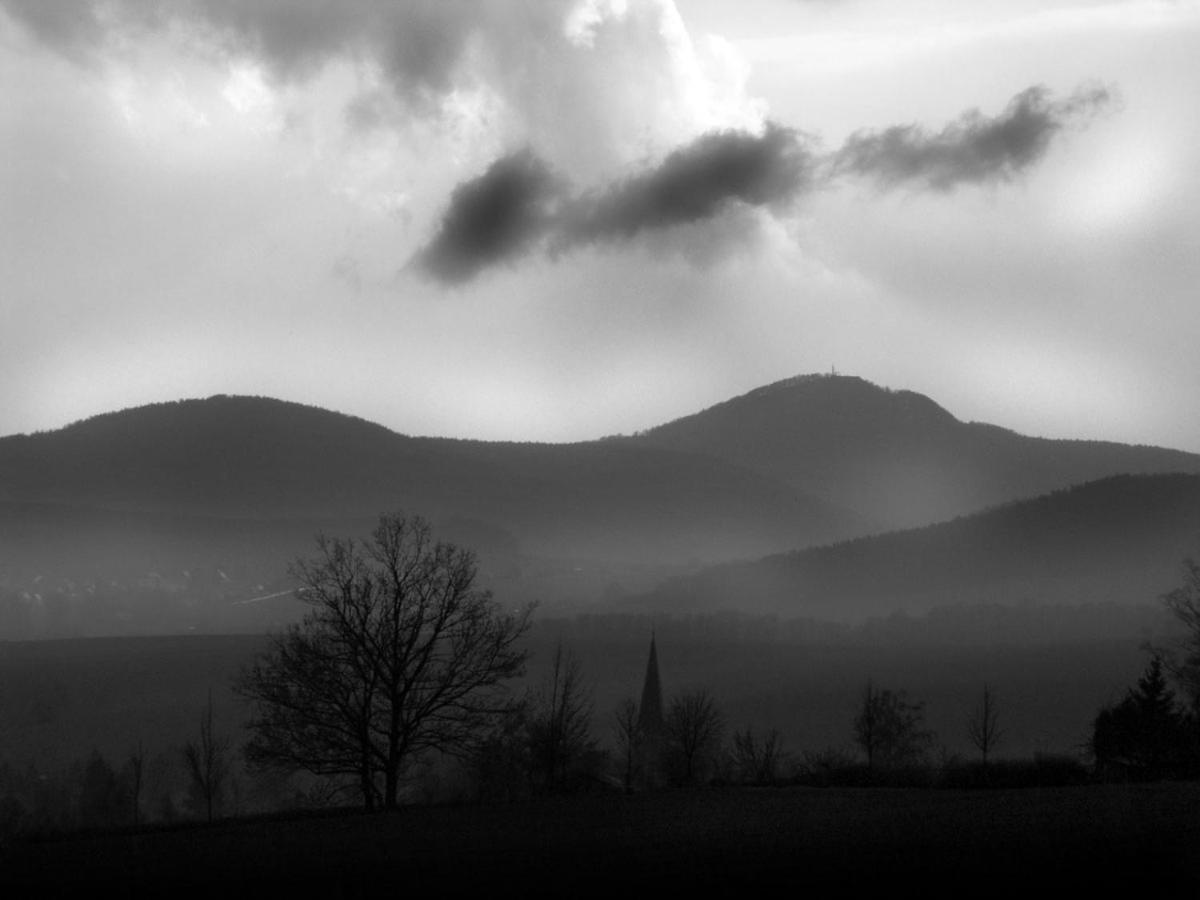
[637,631,664,739]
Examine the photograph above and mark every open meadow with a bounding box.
[4,783,1199,896]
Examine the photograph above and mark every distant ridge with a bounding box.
[4,376,1198,637]
[631,472,1200,620]
[0,393,863,569]
[631,374,1200,528]
[39,394,398,439]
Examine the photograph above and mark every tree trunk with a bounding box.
[361,749,375,811]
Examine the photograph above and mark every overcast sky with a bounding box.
[3,0,1198,452]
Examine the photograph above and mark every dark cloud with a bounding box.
[1,1,736,172]
[415,124,814,284]
[0,0,109,62]
[192,0,480,99]
[412,150,562,285]
[0,0,486,101]
[831,85,1112,191]
[412,85,1113,284]
[562,123,813,244]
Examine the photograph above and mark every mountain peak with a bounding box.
[749,373,955,415]
[633,372,1200,530]
[640,372,960,446]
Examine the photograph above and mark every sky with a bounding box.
[2,0,1199,452]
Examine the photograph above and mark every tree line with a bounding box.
[4,514,1200,836]
[0,694,262,835]
[230,513,1200,799]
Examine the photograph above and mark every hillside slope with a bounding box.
[631,473,1200,620]
[632,375,1200,528]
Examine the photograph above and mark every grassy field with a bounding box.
[3,783,1199,896]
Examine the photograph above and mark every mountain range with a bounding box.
[0,392,864,567]
[2,374,1198,636]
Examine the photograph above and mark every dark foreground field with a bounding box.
[4,783,1199,897]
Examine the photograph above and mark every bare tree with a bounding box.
[467,700,532,803]
[854,680,933,770]
[612,696,642,793]
[731,726,785,785]
[79,749,126,828]
[182,692,230,823]
[854,679,882,769]
[966,684,1003,766]
[235,513,533,810]
[526,640,595,793]
[128,740,146,827]
[1161,557,1200,714]
[665,689,725,785]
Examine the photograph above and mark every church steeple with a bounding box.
[637,631,664,739]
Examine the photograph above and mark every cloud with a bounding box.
[0,0,108,62]
[414,81,1113,284]
[412,83,1112,283]
[5,5,1119,287]
[0,0,481,96]
[830,85,1113,191]
[1,0,762,180]
[413,123,814,283]
[562,122,812,243]
[412,150,563,285]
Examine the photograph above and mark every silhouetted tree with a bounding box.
[665,689,724,785]
[612,697,642,793]
[1091,655,1193,779]
[468,702,533,802]
[731,726,785,785]
[183,692,230,823]
[236,513,533,810]
[966,684,1003,766]
[127,741,146,827]
[854,680,933,769]
[79,750,127,829]
[526,640,596,793]
[1161,557,1200,715]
